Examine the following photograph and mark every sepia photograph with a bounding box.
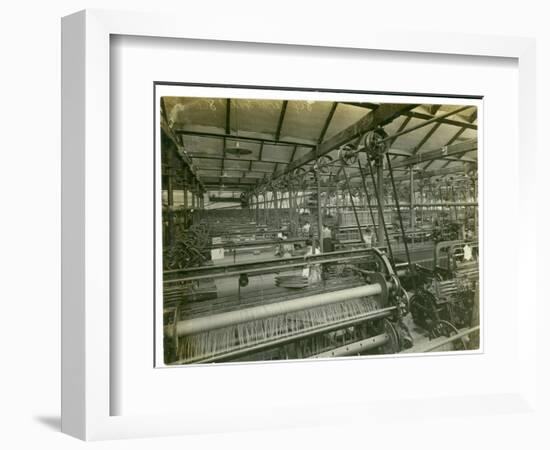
[157,87,481,366]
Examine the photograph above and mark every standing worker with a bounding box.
[301,220,311,237]
[363,227,374,248]
[303,239,322,284]
[322,223,334,253]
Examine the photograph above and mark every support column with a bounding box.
[182,168,189,212]
[272,190,279,228]
[420,184,424,224]
[410,168,415,245]
[473,178,478,236]
[377,158,385,246]
[167,166,175,246]
[357,159,378,237]
[316,167,324,252]
[335,189,340,229]
[255,194,259,225]
[342,167,364,243]
[410,168,415,229]
[288,184,295,235]
[183,186,188,210]
[264,192,268,225]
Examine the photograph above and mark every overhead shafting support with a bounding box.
[273,103,418,179]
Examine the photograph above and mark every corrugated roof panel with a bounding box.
[224,159,251,170]
[231,99,283,136]
[323,104,370,141]
[164,97,226,131]
[279,100,333,143]
[261,144,293,163]
[194,158,222,170]
[251,161,277,172]
[182,135,223,156]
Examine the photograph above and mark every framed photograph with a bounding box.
[155,85,483,367]
[62,9,537,441]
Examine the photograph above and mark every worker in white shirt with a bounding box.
[301,220,311,236]
[303,239,322,284]
[363,227,374,248]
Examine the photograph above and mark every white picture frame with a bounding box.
[61,9,538,441]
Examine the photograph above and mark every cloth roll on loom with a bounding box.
[165,278,400,364]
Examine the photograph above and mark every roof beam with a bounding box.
[274,101,288,141]
[289,145,298,163]
[341,101,379,110]
[390,139,477,169]
[258,141,264,161]
[402,109,477,130]
[197,168,272,175]
[439,108,478,169]
[412,122,441,155]
[175,130,315,148]
[275,103,418,178]
[389,116,413,161]
[317,102,338,144]
[385,105,470,143]
[347,165,472,183]
[388,148,414,157]
[189,154,281,165]
[429,105,442,115]
[423,127,466,170]
[204,181,256,188]
[225,99,231,134]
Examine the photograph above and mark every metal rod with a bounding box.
[385,154,414,272]
[172,284,384,337]
[365,155,394,262]
[341,165,365,243]
[310,333,389,358]
[164,248,384,282]
[357,158,378,237]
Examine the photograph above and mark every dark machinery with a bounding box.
[163,221,211,270]
[409,240,479,342]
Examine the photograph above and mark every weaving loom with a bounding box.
[163,248,411,364]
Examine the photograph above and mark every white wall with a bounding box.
[0,1,548,448]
